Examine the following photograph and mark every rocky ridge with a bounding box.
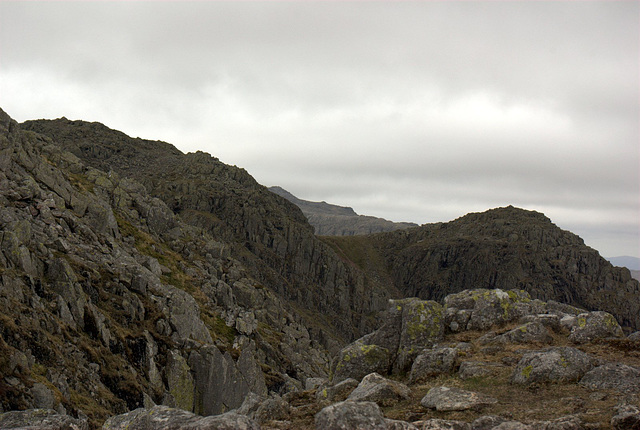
[1,108,639,429]
[322,208,640,331]
[268,186,418,236]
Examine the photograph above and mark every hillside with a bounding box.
[322,206,640,330]
[0,108,639,429]
[269,186,418,235]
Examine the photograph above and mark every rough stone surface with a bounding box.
[0,409,88,430]
[395,298,445,372]
[409,347,459,383]
[102,406,259,429]
[611,404,640,430]
[314,401,387,430]
[386,419,420,430]
[471,415,508,430]
[511,347,594,385]
[568,311,624,344]
[315,378,359,402]
[444,289,532,332]
[330,341,391,383]
[421,386,498,412]
[459,362,504,380]
[579,363,640,393]
[420,418,472,430]
[490,322,553,345]
[346,372,411,406]
[253,396,291,424]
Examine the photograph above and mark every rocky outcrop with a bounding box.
[321,206,640,331]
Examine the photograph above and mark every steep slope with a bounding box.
[0,108,349,426]
[21,118,395,341]
[269,186,418,235]
[323,206,640,330]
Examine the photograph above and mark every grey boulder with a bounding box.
[314,401,387,430]
[421,386,498,412]
[511,347,594,385]
[346,372,411,406]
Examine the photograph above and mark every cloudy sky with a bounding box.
[1,1,638,259]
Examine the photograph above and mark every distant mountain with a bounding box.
[607,256,640,271]
[269,186,418,235]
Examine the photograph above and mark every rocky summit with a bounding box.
[0,107,638,429]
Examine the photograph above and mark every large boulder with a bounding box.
[611,404,640,430]
[444,289,533,332]
[314,401,387,430]
[0,409,88,430]
[330,341,392,383]
[511,347,594,385]
[567,311,624,344]
[409,347,459,384]
[346,372,411,406]
[395,298,445,372]
[579,363,640,393]
[420,386,497,412]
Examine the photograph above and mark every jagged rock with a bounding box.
[188,346,251,415]
[471,415,508,430]
[102,405,260,429]
[490,322,553,345]
[305,377,327,391]
[409,347,459,383]
[421,386,498,412]
[458,361,504,380]
[29,383,56,410]
[165,350,195,411]
[579,363,640,393]
[395,298,445,372]
[330,341,391,383]
[419,418,472,430]
[567,311,624,344]
[386,419,420,430]
[235,392,265,417]
[346,372,410,406]
[628,331,640,341]
[315,378,359,402]
[519,314,562,333]
[511,347,594,385]
[444,289,533,332]
[611,404,640,430]
[314,401,387,430]
[0,409,88,430]
[253,396,291,424]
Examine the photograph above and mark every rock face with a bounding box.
[409,347,459,383]
[511,347,594,385]
[566,311,625,344]
[269,186,418,236]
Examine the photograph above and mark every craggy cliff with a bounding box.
[0,108,638,429]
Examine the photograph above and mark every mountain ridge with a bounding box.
[0,108,637,428]
[268,186,418,235]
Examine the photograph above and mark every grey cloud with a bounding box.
[0,1,637,257]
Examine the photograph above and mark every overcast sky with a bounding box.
[1,1,638,259]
